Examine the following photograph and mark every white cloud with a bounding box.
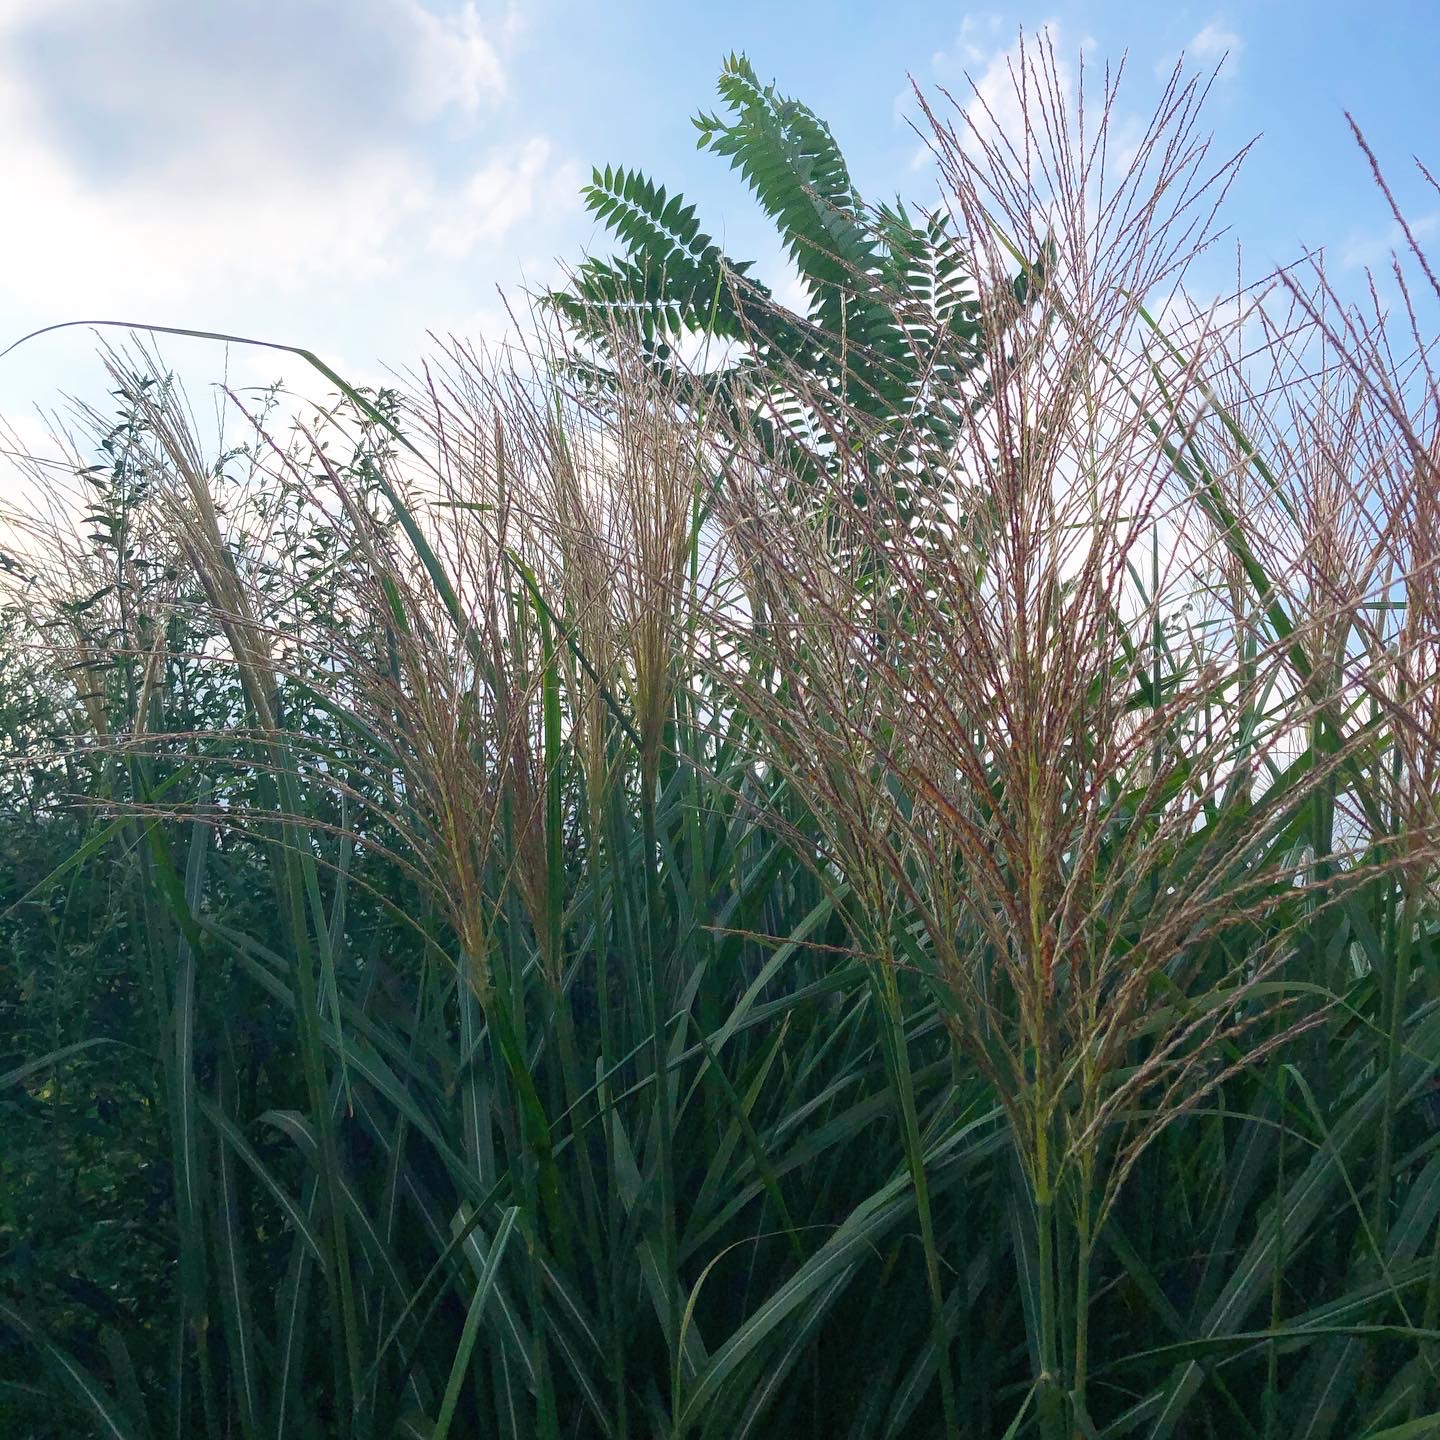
[404,0,510,120]
[1190,21,1243,64]
[0,0,583,427]
[946,19,1070,161]
[899,18,1059,176]
[933,13,1006,70]
[1341,213,1440,271]
[429,138,580,259]
[0,99,573,314]
[0,0,514,185]
[896,13,1007,133]
[1158,19,1243,80]
[0,0,544,313]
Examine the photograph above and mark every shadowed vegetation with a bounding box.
[3,36,1440,1440]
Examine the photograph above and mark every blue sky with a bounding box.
[0,0,1435,441]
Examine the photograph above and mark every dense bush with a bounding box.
[3,39,1440,1440]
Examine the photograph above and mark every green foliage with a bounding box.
[545,54,998,485]
[2,44,1440,1440]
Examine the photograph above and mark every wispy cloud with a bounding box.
[934,12,1008,70]
[893,13,1006,134]
[943,18,1071,161]
[1157,18,1244,81]
[1341,213,1440,271]
[404,0,512,120]
[428,138,580,259]
[1189,20,1243,64]
[0,0,574,315]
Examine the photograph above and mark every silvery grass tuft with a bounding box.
[699,34,1440,1431]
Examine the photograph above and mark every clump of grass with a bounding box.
[704,34,1440,1432]
[3,32,1440,1440]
